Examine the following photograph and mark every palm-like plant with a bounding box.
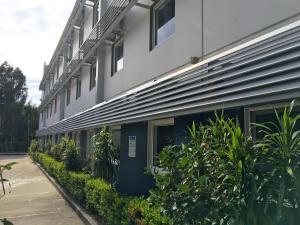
[255,100,300,224]
[91,127,119,184]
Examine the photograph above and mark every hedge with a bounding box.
[32,152,169,225]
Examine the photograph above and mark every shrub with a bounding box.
[254,101,300,224]
[65,172,90,204]
[149,113,259,225]
[85,179,128,224]
[34,152,167,225]
[28,139,40,155]
[62,139,81,171]
[91,127,119,183]
[49,144,64,161]
[127,197,170,225]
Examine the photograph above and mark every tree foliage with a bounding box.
[0,61,38,152]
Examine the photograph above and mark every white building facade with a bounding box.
[37,0,300,195]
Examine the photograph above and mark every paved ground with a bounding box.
[0,155,85,225]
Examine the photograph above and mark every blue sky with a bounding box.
[0,0,76,106]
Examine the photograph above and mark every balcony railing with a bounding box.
[39,0,138,110]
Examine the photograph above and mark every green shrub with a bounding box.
[28,139,40,155]
[127,197,170,225]
[34,153,168,225]
[91,127,119,183]
[49,144,64,161]
[85,179,128,225]
[149,113,258,225]
[62,139,81,171]
[65,172,90,204]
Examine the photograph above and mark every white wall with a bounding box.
[103,0,203,99]
[203,0,300,55]
[64,65,97,118]
[45,95,61,127]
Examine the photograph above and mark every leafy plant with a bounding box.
[254,100,300,224]
[0,162,17,195]
[28,139,40,155]
[62,138,81,171]
[91,127,119,183]
[49,144,64,161]
[0,218,13,225]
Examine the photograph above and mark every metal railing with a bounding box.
[39,0,137,110]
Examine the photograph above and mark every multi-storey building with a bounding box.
[37,0,300,195]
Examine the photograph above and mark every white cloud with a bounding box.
[0,0,76,106]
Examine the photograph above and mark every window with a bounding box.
[90,63,97,90]
[93,1,99,27]
[56,62,59,79]
[50,104,52,117]
[68,43,73,61]
[151,0,175,48]
[46,106,49,118]
[79,20,84,47]
[244,103,300,140]
[54,98,57,114]
[66,87,71,106]
[76,78,81,99]
[112,39,124,75]
[148,118,175,167]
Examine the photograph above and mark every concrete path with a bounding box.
[0,155,85,225]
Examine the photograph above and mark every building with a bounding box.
[36,0,300,195]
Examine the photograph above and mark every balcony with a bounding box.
[39,0,138,110]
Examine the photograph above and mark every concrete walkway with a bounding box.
[0,155,85,225]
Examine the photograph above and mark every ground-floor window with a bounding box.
[148,118,175,168]
[244,102,300,140]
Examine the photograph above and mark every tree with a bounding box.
[0,61,37,152]
[0,61,27,105]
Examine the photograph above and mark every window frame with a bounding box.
[150,0,175,50]
[147,118,174,170]
[111,38,124,76]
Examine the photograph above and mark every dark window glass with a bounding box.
[154,125,175,165]
[76,78,81,99]
[79,21,84,47]
[112,40,123,75]
[54,98,57,113]
[66,88,71,106]
[93,1,99,27]
[153,0,175,47]
[90,63,97,90]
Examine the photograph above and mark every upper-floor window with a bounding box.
[90,62,97,90]
[66,87,71,106]
[56,62,59,79]
[50,103,52,117]
[54,98,57,113]
[76,77,81,99]
[93,1,99,28]
[151,0,175,48]
[67,42,73,61]
[111,39,124,76]
[79,20,84,47]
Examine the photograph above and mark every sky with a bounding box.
[0,0,76,106]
